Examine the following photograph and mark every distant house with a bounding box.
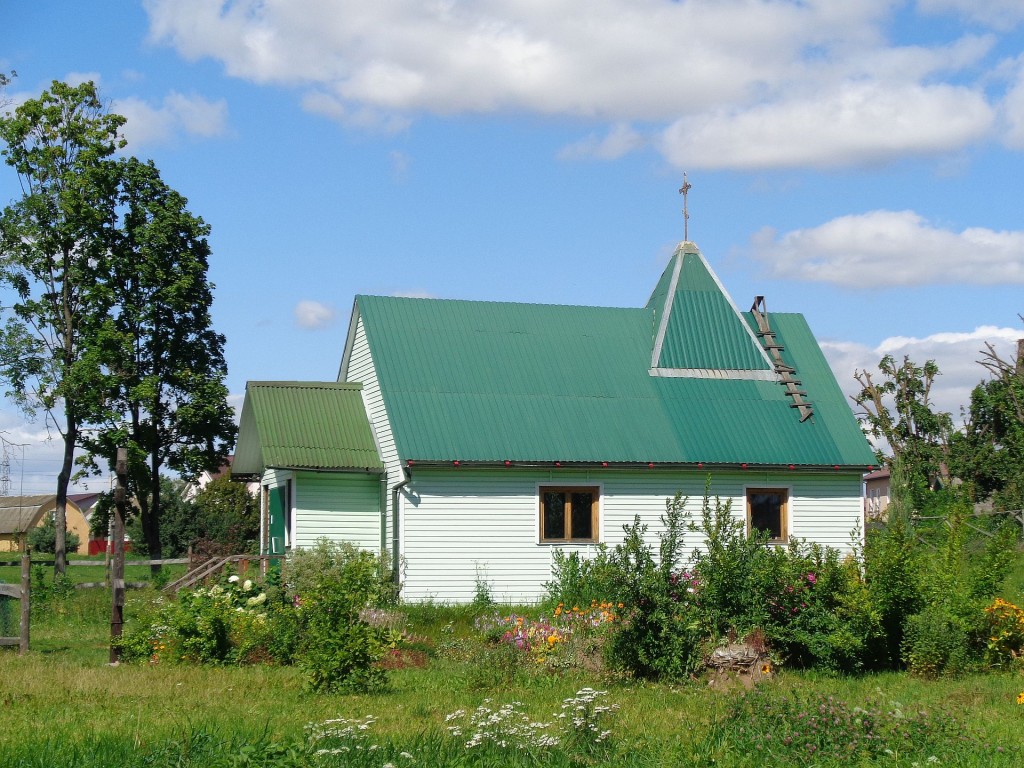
[0,495,90,555]
[68,492,109,555]
[863,468,891,522]
[185,455,258,500]
[234,241,877,602]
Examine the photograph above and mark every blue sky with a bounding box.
[2,0,1024,493]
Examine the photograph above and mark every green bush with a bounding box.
[902,603,972,678]
[544,545,617,608]
[286,539,398,607]
[287,540,399,693]
[605,492,704,680]
[116,575,284,665]
[27,514,81,555]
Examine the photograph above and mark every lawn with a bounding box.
[1,570,1023,767]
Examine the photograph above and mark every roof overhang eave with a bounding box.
[400,459,877,473]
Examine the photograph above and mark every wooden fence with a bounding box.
[0,553,30,654]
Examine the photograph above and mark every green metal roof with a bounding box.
[353,243,876,468]
[233,382,384,475]
[648,245,773,374]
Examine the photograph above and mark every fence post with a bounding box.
[110,447,127,664]
[20,549,30,655]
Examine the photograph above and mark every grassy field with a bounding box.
[1,574,1023,766]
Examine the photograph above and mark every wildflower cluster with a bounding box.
[556,687,618,751]
[444,688,618,754]
[306,715,380,757]
[984,597,1024,668]
[475,601,619,667]
[445,700,558,750]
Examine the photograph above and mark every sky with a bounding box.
[2,0,1023,494]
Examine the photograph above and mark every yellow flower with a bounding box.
[761,663,772,675]
[1017,692,1024,705]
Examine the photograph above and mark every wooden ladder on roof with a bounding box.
[750,296,814,423]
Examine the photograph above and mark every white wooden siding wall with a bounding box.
[402,468,865,603]
[345,314,401,550]
[293,471,382,552]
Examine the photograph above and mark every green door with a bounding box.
[267,485,286,572]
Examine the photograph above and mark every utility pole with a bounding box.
[109,447,127,663]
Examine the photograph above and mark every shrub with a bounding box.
[544,545,617,609]
[903,603,972,678]
[115,575,285,666]
[27,514,81,555]
[287,540,399,693]
[286,539,398,608]
[605,492,704,680]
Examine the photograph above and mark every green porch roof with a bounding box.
[233,382,384,475]
[353,243,876,469]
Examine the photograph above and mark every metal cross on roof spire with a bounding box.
[679,173,692,242]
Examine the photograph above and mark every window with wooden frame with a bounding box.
[746,488,788,543]
[540,486,599,543]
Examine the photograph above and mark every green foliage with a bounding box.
[80,155,235,562]
[191,476,259,554]
[114,575,286,666]
[544,544,617,608]
[0,79,126,573]
[852,355,953,505]
[721,686,989,766]
[949,337,1024,511]
[287,540,398,693]
[286,538,398,608]
[902,603,973,678]
[27,514,81,555]
[605,492,703,680]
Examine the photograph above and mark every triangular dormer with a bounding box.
[647,241,776,380]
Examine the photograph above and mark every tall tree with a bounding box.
[81,157,235,572]
[852,355,953,508]
[0,81,124,574]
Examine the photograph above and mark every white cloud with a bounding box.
[294,300,336,329]
[113,91,229,148]
[559,123,645,161]
[750,210,1024,287]
[918,0,1024,30]
[660,82,993,170]
[143,0,1008,169]
[821,326,1022,431]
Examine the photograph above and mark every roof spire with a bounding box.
[679,172,692,242]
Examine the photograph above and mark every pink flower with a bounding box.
[806,573,817,584]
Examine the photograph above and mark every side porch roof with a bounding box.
[233,381,384,477]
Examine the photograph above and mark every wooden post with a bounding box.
[19,550,30,655]
[110,448,128,663]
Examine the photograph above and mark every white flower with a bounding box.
[243,579,253,590]
[246,593,267,606]
[228,575,239,583]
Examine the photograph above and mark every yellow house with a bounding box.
[0,495,90,555]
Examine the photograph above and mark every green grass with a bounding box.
[2,588,1024,766]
